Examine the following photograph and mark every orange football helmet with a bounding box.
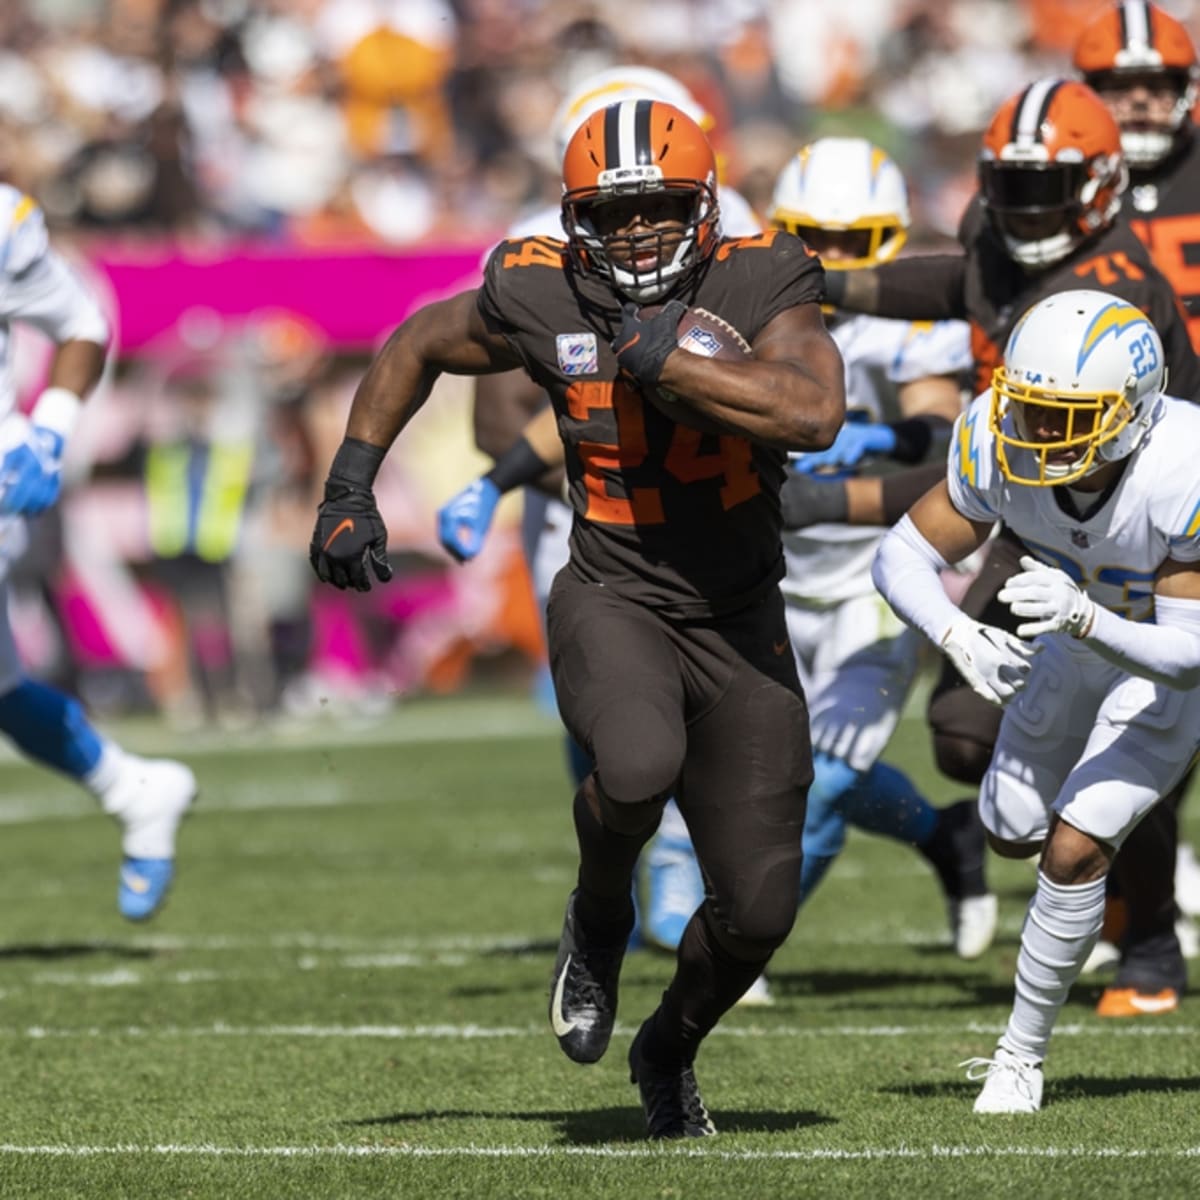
[1073,1,1199,167]
[561,99,720,302]
[979,78,1126,268]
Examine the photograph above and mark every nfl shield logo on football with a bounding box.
[678,324,723,357]
[557,332,599,375]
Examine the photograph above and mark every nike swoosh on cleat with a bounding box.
[322,517,355,551]
[772,640,789,656]
[121,870,151,894]
[615,332,641,357]
[550,954,580,1037]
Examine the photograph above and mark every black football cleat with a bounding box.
[628,1018,716,1139]
[548,890,628,1064]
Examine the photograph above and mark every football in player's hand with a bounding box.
[641,305,752,362]
[640,305,751,414]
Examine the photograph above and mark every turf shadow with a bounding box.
[0,941,158,961]
[345,1105,833,1143]
[881,1072,1200,1103]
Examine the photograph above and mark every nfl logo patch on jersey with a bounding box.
[678,324,723,357]
[557,332,598,376]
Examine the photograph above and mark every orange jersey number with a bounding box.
[501,237,564,270]
[565,381,761,525]
[1129,213,1200,353]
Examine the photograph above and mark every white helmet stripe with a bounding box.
[1119,1,1152,51]
[1013,77,1063,146]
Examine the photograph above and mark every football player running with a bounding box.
[445,66,763,962]
[0,186,196,920]
[825,76,1200,1017]
[310,100,846,1139]
[873,289,1200,1112]
[1073,0,1200,1003]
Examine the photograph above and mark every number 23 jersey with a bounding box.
[948,391,1200,622]
[477,230,825,619]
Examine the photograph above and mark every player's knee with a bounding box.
[930,732,993,784]
[928,686,1000,784]
[713,845,803,952]
[590,703,684,805]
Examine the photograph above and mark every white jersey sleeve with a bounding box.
[1148,398,1200,565]
[946,392,1003,523]
[0,186,49,278]
[884,318,972,385]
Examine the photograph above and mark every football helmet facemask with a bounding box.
[768,136,910,271]
[1074,0,1199,168]
[561,99,720,303]
[979,78,1126,269]
[990,289,1164,486]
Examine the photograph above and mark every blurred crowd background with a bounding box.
[5,0,1200,729]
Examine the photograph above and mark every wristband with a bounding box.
[329,437,387,488]
[887,415,953,464]
[484,436,552,495]
[822,269,848,307]
[31,387,82,441]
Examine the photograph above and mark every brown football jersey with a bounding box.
[477,230,825,618]
[1125,130,1200,354]
[956,195,1200,399]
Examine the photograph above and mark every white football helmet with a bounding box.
[550,66,711,167]
[767,137,910,270]
[990,289,1165,486]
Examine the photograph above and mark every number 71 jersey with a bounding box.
[477,229,825,618]
[948,391,1200,622]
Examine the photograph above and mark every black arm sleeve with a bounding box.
[872,254,969,321]
[879,462,947,525]
[483,436,553,495]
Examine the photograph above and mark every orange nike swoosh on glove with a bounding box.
[615,332,641,356]
[322,517,355,551]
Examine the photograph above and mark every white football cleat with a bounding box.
[1176,844,1200,919]
[963,1046,1044,1114]
[948,893,998,960]
[735,973,774,1008]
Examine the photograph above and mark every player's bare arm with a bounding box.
[825,254,969,321]
[650,304,846,450]
[346,291,522,451]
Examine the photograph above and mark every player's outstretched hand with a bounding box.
[0,419,64,516]
[998,555,1095,639]
[437,478,500,564]
[310,480,393,591]
[611,300,687,386]
[792,421,896,475]
[940,616,1040,705]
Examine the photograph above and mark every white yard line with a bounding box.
[0,1142,1196,1161]
[0,1021,1194,1040]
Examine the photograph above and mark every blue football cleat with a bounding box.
[118,857,176,922]
[641,834,705,952]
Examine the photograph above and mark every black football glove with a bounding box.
[310,478,393,592]
[611,299,687,386]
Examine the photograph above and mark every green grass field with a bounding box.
[0,689,1197,1198]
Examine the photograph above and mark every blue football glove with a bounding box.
[0,426,65,515]
[437,477,501,564]
[792,421,897,475]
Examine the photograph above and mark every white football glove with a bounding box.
[997,555,1095,639]
[940,616,1040,706]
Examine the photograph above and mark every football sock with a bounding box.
[656,798,689,843]
[650,906,767,1063]
[1002,871,1106,1064]
[0,677,103,780]
[572,781,647,944]
[841,761,939,846]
